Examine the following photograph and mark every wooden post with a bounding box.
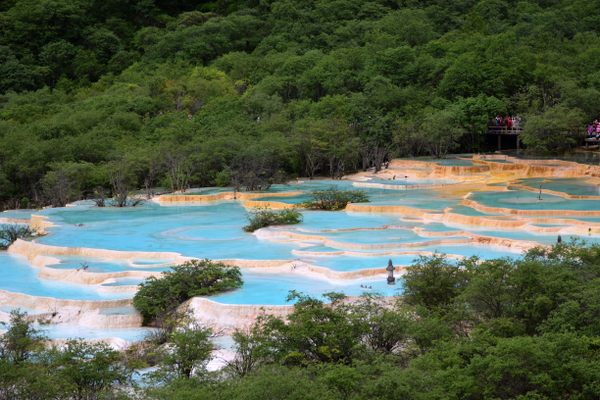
[516,136,520,152]
[497,134,501,151]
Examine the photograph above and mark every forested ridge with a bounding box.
[1,0,599,209]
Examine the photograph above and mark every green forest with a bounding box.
[1,0,599,209]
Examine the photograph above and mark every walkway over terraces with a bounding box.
[487,126,523,151]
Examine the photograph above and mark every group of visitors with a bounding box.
[586,119,600,139]
[490,114,522,129]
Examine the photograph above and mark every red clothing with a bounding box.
[504,116,512,128]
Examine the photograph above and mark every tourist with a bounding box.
[588,124,595,137]
[514,115,522,129]
[504,115,513,129]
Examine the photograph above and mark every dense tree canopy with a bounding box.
[1,0,598,209]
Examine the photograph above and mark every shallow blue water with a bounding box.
[434,159,475,166]
[211,271,402,305]
[3,174,600,342]
[470,190,600,211]
[517,178,600,197]
[0,209,38,219]
[48,256,170,273]
[39,202,297,260]
[0,252,127,300]
[37,324,156,341]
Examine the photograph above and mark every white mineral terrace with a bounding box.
[3,154,600,346]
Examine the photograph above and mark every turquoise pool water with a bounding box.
[433,158,476,166]
[0,209,38,219]
[0,253,127,300]
[4,172,600,341]
[211,271,401,305]
[38,203,297,260]
[470,190,600,211]
[47,257,170,273]
[300,253,424,271]
[517,178,600,197]
[37,324,156,341]
[363,178,455,186]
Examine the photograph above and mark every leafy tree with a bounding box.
[133,259,243,324]
[403,255,468,311]
[258,292,364,365]
[0,310,45,364]
[159,323,213,380]
[521,104,586,154]
[48,340,131,400]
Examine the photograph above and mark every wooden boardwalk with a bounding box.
[487,126,523,151]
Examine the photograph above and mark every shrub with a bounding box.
[243,208,303,232]
[302,188,369,211]
[0,225,35,249]
[133,259,243,325]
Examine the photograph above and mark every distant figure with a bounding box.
[513,115,522,129]
[386,259,396,285]
[589,227,592,236]
[557,235,562,244]
[504,115,513,129]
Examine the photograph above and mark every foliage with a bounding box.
[0,311,130,399]
[0,224,35,249]
[156,243,600,400]
[133,259,243,325]
[243,208,302,232]
[1,0,596,210]
[302,188,368,211]
[157,323,213,381]
[0,310,45,364]
[520,105,586,154]
[46,340,131,399]
[402,255,468,311]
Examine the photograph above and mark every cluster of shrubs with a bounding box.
[302,188,369,210]
[243,209,303,232]
[133,259,242,325]
[0,224,35,250]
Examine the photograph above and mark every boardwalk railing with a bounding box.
[487,126,523,150]
[487,126,523,135]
